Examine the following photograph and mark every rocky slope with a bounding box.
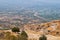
[24,20,60,36]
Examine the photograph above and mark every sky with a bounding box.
[38,0,60,3]
[0,0,60,8]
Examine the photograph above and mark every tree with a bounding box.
[12,27,20,33]
[39,35,47,40]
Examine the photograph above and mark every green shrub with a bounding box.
[12,27,20,32]
[21,31,28,37]
[17,31,28,40]
[39,35,47,40]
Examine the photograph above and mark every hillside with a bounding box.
[24,20,60,36]
[24,20,60,40]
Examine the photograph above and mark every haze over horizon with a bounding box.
[0,0,60,8]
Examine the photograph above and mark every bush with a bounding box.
[17,31,28,40]
[9,35,18,40]
[5,32,18,40]
[39,35,47,40]
[21,31,28,37]
[12,27,20,32]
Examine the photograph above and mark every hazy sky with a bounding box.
[0,0,60,4]
[0,0,60,7]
